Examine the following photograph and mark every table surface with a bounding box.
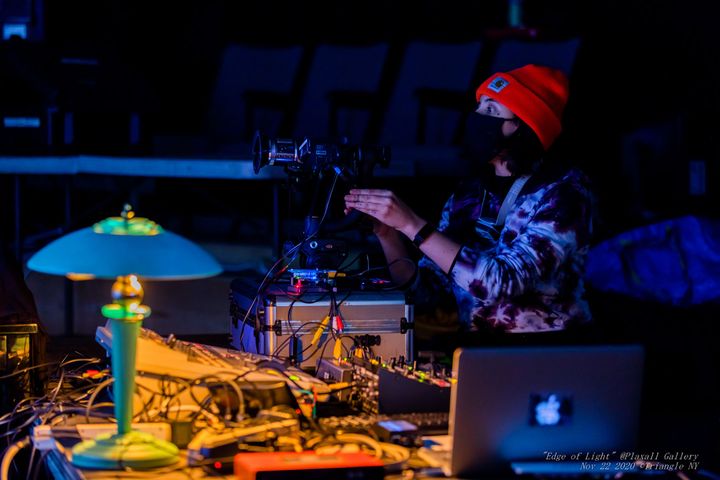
[44,439,437,480]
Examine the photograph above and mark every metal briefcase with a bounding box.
[230,278,413,368]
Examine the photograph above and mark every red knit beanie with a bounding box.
[475,64,569,150]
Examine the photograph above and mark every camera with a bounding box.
[252,132,391,273]
[252,132,390,180]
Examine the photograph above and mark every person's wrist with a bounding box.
[411,222,436,248]
[375,225,397,240]
[400,218,427,241]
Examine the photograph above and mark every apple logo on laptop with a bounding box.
[529,393,572,426]
[536,394,561,425]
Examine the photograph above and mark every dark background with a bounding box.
[2,0,718,242]
[1,0,719,466]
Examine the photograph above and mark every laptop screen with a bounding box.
[448,345,644,476]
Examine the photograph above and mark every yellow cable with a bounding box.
[333,338,343,359]
[312,316,330,346]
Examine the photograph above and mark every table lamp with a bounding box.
[27,204,222,469]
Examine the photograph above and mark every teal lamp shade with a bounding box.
[28,222,221,280]
[26,207,222,470]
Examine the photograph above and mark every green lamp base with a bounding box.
[71,431,179,470]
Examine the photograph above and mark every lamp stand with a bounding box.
[71,276,179,469]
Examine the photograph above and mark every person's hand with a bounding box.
[344,202,394,238]
[344,189,425,239]
[343,203,394,237]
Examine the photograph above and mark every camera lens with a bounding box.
[251,131,268,174]
[252,131,302,174]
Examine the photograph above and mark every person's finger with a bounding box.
[348,189,393,197]
[344,194,390,205]
[344,201,382,213]
[348,203,380,218]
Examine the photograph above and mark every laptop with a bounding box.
[417,345,644,477]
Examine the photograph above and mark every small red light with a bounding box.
[295,409,302,415]
[214,461,222,469]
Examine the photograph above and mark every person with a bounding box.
[344,64,593,346]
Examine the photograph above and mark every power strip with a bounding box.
[33,422,172,451]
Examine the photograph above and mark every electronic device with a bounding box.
[377,364,451,414]
[0,323,43,413]
[317,356,451,415]
[94,323,331,397]
[187,411,300,473]
[416,345,644,477]
[234,451,384,480]
[252,133,390,178]
[315,358,354,401]
[318,412,449,437]
[316,358,355,384]
[371,419,420,447]
[230,280,413,368]
[252,132,390,270]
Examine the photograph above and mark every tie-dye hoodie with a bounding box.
[414,168,593,333]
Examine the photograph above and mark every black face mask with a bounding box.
[462,114,508,164]
[486,173,516,196]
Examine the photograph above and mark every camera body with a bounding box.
[252,132,391,272]
[252,132,390,179]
